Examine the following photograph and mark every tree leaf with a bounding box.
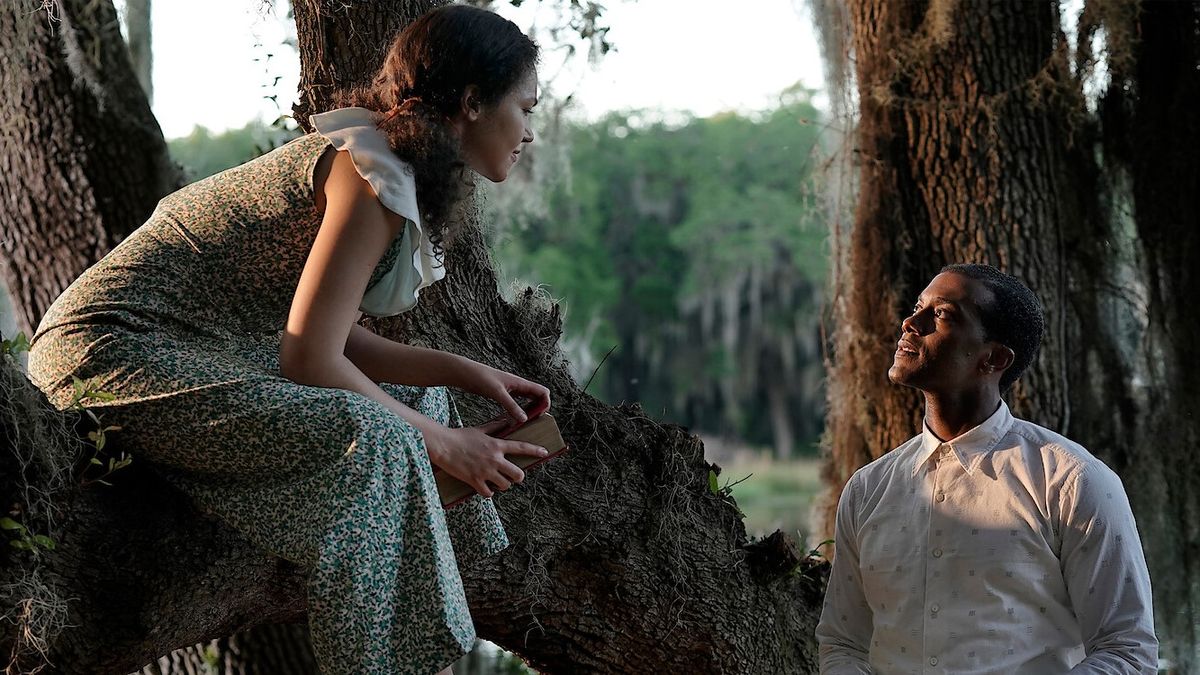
[0,517,23,531]
[32,535,56,550]
[707,469,719,494]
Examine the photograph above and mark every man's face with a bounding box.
[888,272,995,393]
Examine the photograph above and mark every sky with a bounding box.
[130,0,827,139]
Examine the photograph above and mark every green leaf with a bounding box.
[89,390,116,402]
[5,333,31,354]
[9,539,32,550]
[707,469,719,494]
[0,517,23,531]
[89,458,102,466]
[32,535,55,550]
[95,435,106,451]
[808,539,836,559]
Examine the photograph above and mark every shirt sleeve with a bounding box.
[816,473,873,674]
[1060,462,1158,674]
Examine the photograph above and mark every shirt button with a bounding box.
[930,603,940,613]
[932,548,943,558]
[930,657,939,666]
[936,492,946,502]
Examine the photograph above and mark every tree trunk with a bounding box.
[123,0,152,104]
[1099,1,1200,668]
[290,0,450,130]
[767,378,794,460]
[1,1,829,673]
[0,0,179,336]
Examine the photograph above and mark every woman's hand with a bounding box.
[423,418,549,498]
[453,361,551,428]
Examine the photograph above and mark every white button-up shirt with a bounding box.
[817,401,1156,674]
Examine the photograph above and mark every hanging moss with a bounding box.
[0,347,79,674]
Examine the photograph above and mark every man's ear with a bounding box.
[983,344,1016,376]
[459,84,482,121]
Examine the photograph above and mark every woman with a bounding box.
[28,6,548,674]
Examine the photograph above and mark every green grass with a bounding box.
[718,457,823,541]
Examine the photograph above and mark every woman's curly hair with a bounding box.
[333,5,539,252]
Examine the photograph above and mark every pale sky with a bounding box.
[127,0,826,139]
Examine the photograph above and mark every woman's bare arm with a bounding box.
[280,149,437,432]
[343,323,474,388]
[280,148,546,496]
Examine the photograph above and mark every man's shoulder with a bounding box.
[850,434,924,485]
[1007,417,1119,483]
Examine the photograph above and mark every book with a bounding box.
[435,413,568,509]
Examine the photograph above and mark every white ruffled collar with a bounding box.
[310,107,446,316]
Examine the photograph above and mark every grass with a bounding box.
[718,456,823,542]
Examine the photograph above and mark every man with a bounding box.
[817,264,1156,673]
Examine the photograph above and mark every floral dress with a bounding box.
[27,108,507,675]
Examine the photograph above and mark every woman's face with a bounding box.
[456,68,538,182]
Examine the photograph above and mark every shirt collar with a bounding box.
[911,399,1014,476]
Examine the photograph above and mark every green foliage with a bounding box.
[807,539,835,559]
[494,650,537,675]
[66,376,131,488]
[1,516,55,554]
[169,119,301,182]
[1,332,30,358]
[492,88,829,454]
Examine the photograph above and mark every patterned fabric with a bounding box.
[816,400,1157,674]
[28,130,508,675]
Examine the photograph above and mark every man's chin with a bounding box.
[887,364,919,388]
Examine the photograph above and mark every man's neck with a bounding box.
[922,388,1002,442]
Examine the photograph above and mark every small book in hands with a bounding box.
[434,413,568,509]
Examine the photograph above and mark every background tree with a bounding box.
[489,94,828,460]
[124,0,152,103]
[815,0,1200,668]
[0,1,828,673]
[0,0,180,336]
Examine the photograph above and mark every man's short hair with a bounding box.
[940,263,1045,390]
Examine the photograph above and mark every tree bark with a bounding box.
[1,1,829,673]
[0,0,179,336]
[1099,1,1200,668]
[290,0,450,130]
